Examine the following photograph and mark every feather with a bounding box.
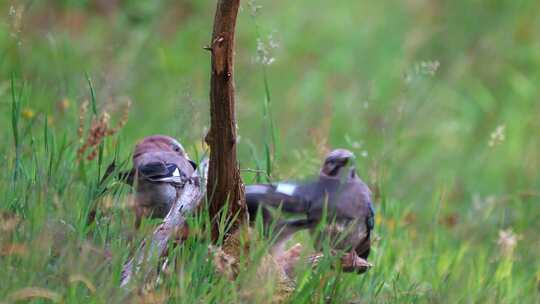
[246,185,271,194]
[275,183,297,196]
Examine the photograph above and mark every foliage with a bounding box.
[1,0,539,303]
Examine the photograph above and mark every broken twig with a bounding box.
[120,158,209,287]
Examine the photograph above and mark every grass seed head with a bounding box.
[77,99,130,161]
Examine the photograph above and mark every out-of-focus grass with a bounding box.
[1,1,539,303]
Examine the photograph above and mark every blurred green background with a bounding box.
[1,0,539,303]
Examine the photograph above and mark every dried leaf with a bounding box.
[440,213,459,228]
[1,243,28,257]
[0,212,20,232]
[340,251,372,272]
[275,243,303,277]
[403,211,417,226]
[134,291,168,304]
[209,244,237,280]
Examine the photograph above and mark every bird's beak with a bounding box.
[343,151,355,163]
[339,154,355,169]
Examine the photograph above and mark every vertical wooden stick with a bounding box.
[206,0,246,241]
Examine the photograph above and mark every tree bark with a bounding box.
[206,0,246,241]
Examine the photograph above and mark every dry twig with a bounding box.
[120,158,209,287]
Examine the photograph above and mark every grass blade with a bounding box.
[10,74,21,182]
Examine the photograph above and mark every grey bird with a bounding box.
[129,135,197,228]
[246,149,375,268]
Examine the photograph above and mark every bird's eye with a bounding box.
[173,146,182,153]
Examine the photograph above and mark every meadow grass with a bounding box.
[1,1,539,303]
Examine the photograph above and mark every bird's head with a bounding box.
[134,135,187,158]
[320,149,355,178]
[133,135,196,169]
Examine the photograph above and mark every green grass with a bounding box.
[1,1,539,303]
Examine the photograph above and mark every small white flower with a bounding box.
[472,194,497,211]
[247,0,262,16]
[268,33,279,49]
[420,60,440,76]
[404,60,440,83]
[255,36,278,66]
[497,228,521,257]
[488,124,506,147]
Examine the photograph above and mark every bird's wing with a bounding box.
[245,183,311,214]
[352,180,375,260]
[246,184,316,248]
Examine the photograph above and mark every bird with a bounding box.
[128,135,197,228]
[246,149,375,270]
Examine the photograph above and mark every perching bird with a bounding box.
[246,149,375,267]
[129,135,197,228]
